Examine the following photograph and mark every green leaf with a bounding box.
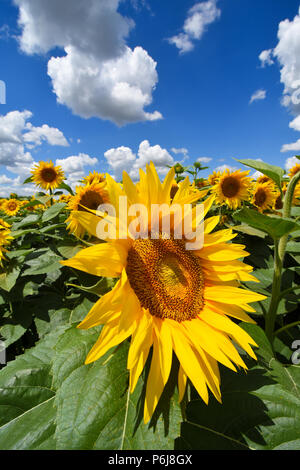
[231,223,266,238]
[42,203,66,222]
[57,182,74,195]
[233,208,300,239]
[23,251,62,276]
[236,158,285,190]
[23,176,33,184]
[0,266,21,292]
[53,332,181,450]
[0,323,26,347]
[0,397,56,450]
[11,214,40,230]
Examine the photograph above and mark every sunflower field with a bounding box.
[0,157,299,451]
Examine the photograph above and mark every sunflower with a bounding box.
[31,161,65,191]
[0,228,13,266]
[251,182,278,213]
[66,182,109,238]
[207,171,221,186]
[288,163,300,179]
[61,163,265,423]
[2,199,21,217]
[82,171,106,186]
[0,199,6,210]
[213,169,252,210]
[0,218,11,229]
[58,194,72,204]
[256,175,274,187]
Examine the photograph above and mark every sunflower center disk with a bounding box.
[41,168,57,183]
[254,188,267,206]
[79,190,105,211]
[126,237,205,322]
[221,176,240,198]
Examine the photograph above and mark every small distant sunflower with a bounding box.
[66,182,109,238]
[288,163,300,179]
[61,162,266,423]
[0,219,11,229]
[82,171,106,186]
[59,194,72,204]
[207,171,221,186]
[31,161,65,191]
[256,175,275,187]
[2,199,21,217]
[0,228,13,266]
[251,182,278,213]
[213,169,252,210]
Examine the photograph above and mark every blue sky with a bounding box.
[1,0,300,195]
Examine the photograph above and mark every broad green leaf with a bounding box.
[231,223,266,238]
[23,176,33,184]
[0,397,56,450]
[12,214,40,230]
[0,323,26,348]
[54,338,181,450]
[236,158,285,190]
[23,251,62,276]
[57,243,83,259]
[66,277,116,297]
[0,267,21,292]
[42,203,66,222]
[57,182,74,195]
[69,297,96,323]
[233,208,300,239]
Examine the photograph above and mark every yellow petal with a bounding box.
[61,241,127,277]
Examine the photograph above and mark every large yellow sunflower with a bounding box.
[213,169,252,209]
[61,163,265,423]
[66,182,109,238]
[31,161,65,191]
[251,182,278,213]
[2,199,21,217]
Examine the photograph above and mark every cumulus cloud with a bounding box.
[13,0,162,126]
[249,89,266,104]
[196,157,212,163]
[281,139,300,153]
[168,0,221,54]
[214,164,238,172]
[104,140,174,181]
[259,49,274,67]
[285,156,300,170]
[55,153,98,186]
[23,123,69,147]
[261,8,300,152]
[0,110,68,175]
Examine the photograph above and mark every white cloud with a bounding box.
[0,110,32,144]
[171,147,188,155]
[249,89,266,104]
[285,156,300,169]
[23,123,69,147]
[104,140,174,181]
[214,164,238,172]
[281,140,300,153]
[259,49,274,67]
[197,157,212,163]
[273,8,300,114]
[0,109,69,192]
[168,0,221,54]
[55,153,98,186]
[14,0,162,126]
[289,115,300,131]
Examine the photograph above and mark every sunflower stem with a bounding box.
[265,171,300,345]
